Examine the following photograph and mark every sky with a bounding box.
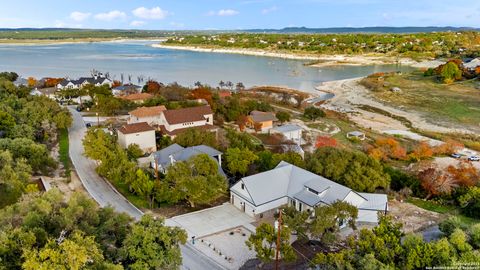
[0,0,479,30]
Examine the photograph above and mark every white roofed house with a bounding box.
[271,124,304,145]
[230,161,388,224]
[150,143,225,176]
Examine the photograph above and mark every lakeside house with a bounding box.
[117,122,157,153]
[230,161,388,223]
[271,124,304,145]
[247,111,278,132]
[29,87,57,100]
[157,105,215,138]
[112,84,142,96]
[128,105,167,126]
[56,75,113,89]
[126,105,215,138]
[150,143,225,175]
[119,93,154,104]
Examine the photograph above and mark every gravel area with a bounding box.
[195,226,256,270]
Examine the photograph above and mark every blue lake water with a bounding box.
[0,40,415,93]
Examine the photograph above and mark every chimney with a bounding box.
[169,154,175,165]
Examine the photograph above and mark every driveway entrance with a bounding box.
[167,203,255,238]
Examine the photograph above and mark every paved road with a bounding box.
[67,107,225,270]
[68,106,143,220]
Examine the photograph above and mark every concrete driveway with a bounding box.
[167,203,255,238]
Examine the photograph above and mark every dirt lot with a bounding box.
[42,170,86,200]
[388,199,443,233]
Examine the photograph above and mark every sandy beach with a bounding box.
[152,44,441,68]
[316,78,473,135]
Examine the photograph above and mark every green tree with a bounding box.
[306,147,390,192]
[303,106,325,120]
[225,147,258,176]
[309,201,358,244]
[458,186,480,218]
[0,111,15,134]
[439,216,463,236]
[22,231,111,270]
[121,215,187,270]
[440,62,462,84]
[173,128,217,148]
[126,144,144,160]
[275,111,291,123]
[245,222,296,265]
[162,154,227,207]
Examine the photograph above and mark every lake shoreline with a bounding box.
[0,38,167,46]
[152,44,442,68]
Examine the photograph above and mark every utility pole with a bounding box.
[275,210,283,270]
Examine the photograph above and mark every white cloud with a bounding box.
[207,9,239,16]
[94,10,126,21]
[218,9,239,16]
[132,7,169,20]
[261,6,278,14]
[70,11,91,22]
[130,20,146,27]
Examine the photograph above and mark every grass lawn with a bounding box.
[58,129,70,177]
[366,72,480,132]
[109,179,150,209]
[407,197,480,226]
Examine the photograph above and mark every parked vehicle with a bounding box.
[86,123,92,128]
[451,153,462,159]
[468,156,480,161]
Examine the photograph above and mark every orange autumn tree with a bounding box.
[190,87,213,105]
[146,80,161,94]
[27,77,37,87]
[417,162,479,199]
[315,136,337,148]
[44,77,63,87]
[368,138,406,161]
[418,167,458,199]
[410,141,434,161]
[447,161,480,187]
[433,139,464,155]
[236,115,249,131]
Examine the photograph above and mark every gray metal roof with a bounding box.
[232,161,387,209]
[272,124,303,133]
[152,144,224,175]
[293,189,322,207]
[358,193,388,211]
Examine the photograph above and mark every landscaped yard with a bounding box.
[366,72,480,132]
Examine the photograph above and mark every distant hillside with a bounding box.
[245,26,479,34]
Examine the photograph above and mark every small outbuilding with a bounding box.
[346,131,366,141]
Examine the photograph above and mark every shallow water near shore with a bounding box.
[0,40,415,93]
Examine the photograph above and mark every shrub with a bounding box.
[439,216,463,236]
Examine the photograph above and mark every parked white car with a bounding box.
[468,156,480,161]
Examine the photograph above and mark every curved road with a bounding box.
[68,106,143,220]
[67,107,225,270]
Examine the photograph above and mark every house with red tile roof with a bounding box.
[128,105,167,126]
[117,122,157,153]
[157,105,215,138]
